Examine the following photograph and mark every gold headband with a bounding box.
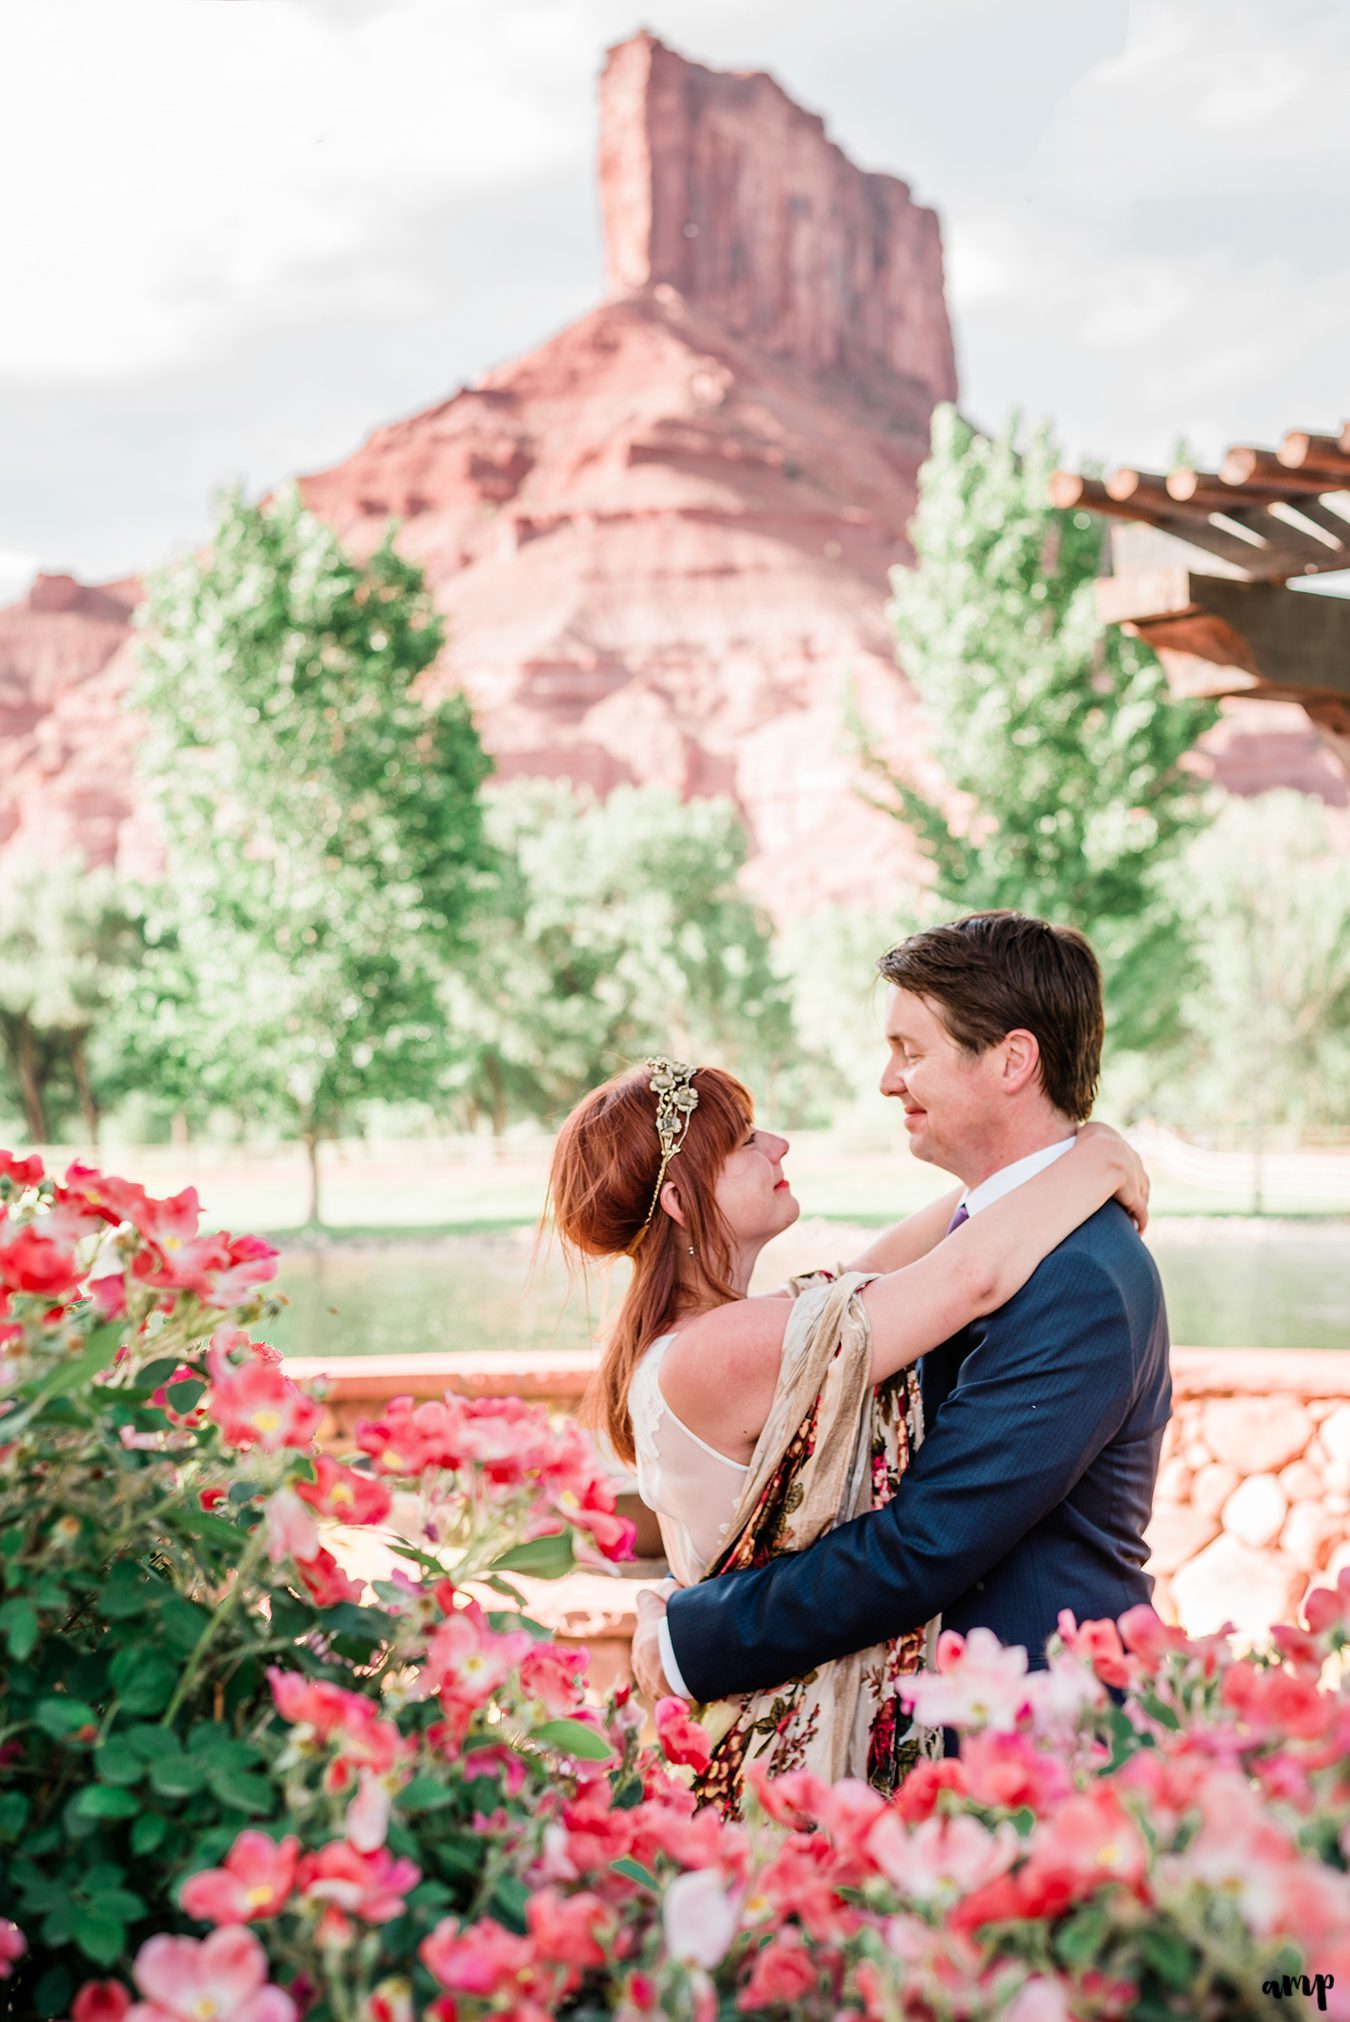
[630,1057,699,1249]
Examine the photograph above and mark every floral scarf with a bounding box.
[691,1271,939,1818]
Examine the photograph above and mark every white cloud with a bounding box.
[0,0,592,380]
[0,548,37,605]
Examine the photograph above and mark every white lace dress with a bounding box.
[627,1331,749,1585]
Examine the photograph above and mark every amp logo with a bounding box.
[1263,1974,1335,2011]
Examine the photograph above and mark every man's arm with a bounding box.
[665,1232,1140,1704]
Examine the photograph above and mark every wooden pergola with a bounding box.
[1051,426,1350,778]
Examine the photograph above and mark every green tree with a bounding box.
[0,855,146,1146]
[125,487,493,1220]
[865,406,1217,1061]
[442,781,799,1132]
[1163,792,1350,1195]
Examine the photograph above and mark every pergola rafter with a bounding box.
[1052,425,1350,781]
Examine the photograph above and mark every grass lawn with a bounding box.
[70,1130,1350,1240]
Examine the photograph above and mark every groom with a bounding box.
[633,910,1171,1712]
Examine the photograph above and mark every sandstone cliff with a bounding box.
[0,32,1342,914]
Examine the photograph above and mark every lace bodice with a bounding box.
[628,1332,749,1585]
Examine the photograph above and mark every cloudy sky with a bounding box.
[3,0,1347,602]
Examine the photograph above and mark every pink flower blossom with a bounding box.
[656,1696,713,1774]
[0,1920,26,1978]
[1022,1784,1149,1906]
[61,1161,144,1224]
[736,1926,818,2009]
[69,1981,132,2022]
[128,1928,294,2022]
[205,1338,320,1453]
[900,1627,1031,1732]
[1003,1977,1077,2022]
[296,1547,365,1608]
[867,1810,1020,1908]
[662,1868,740,1970]
[526,1888,614,1968]
[179,1832,300,1924]
[266,1670,403,1776]
[0,1219,83,1300]
[295,1842,421,1928]
[423,1599,532,1720]
[519,1642,588,1719]
[421,1917,534,1997]
[1305,1568,1350,1638]
[0,1151,43,1188]
[263,1488,320,1568]
[960,1729,1072,1814]
[1056,1611,1135,1690]
[295,1456,391,1527]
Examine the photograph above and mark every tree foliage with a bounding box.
[442,782,798,1131]
[1164,791,1350,1133]
[868,406,1218,1058]
[0,855,146,1145]
[124,488,493,1216]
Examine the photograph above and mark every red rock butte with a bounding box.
[1,31,1343,913]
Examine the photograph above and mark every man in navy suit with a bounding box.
[632,911,1171,1718]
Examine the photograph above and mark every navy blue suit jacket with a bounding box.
[665,1202,1171,1704]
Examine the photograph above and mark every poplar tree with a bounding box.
[127,488,493,1220]
[868,406,1216,1059]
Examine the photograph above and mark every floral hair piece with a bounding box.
[630,1056,700,1249]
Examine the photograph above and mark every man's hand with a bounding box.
[632,1584,677,1702]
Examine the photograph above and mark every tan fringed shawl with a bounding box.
[691,1270,939,1817]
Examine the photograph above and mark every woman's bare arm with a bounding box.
[839,1185,965,1276]
[860,1127,1146,1385]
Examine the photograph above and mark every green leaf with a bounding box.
[0,1792,30,1840]
[74,1786,141,1821]
[173,1504,247,1549]
[34,1966,75,2019]
[149,1753,207,1798]
[166,1377,205,1413]
[34,1696,98,1739]
[490,1532,575,1580]
[399,1775,456,1814]
[3,1319,125,1439]
[109,1648,177,1716]
[526,1718,614,1763]
[1055,1904,1110,1967]
[75,1904,128,1968]
[611,1855,659,1889]
[98,1564,156,1620]
[0,1596,38,1661]
[205,1764,274,1816]
[160,1596,213,1654]
[94,1737,145,1787]
[487,1873,530,1933]
[1141,1927,1197,1987]
[131,1812,170,1855]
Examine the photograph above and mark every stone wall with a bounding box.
[292,1345,1350,1666]
[1146,1348,1350,1644]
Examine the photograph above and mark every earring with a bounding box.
[687,1245,695,1257]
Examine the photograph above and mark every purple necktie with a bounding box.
[946,1202,970,1235]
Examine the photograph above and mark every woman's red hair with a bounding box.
[548,1063,752,1465]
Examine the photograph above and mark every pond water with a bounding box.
[267,1220,1350,1361]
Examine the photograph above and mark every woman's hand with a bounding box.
[1078,1121,1150,1233]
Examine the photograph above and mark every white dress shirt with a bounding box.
[657,1136,1078,1698]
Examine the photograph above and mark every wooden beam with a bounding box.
[1096,571,1350,708]
[1281,430,1350,472]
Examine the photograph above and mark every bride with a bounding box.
[548,1056,1147,1815]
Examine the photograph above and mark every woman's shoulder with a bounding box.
[658,1295,791,1428]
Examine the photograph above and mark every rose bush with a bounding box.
[3,1149,1350,2021]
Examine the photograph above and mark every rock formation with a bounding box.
[0,31,1343,912]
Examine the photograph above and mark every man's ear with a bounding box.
[660,1178,687,1230]
[1001,1028,1042,1097]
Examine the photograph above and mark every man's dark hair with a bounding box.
[877,911,1105,1121]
